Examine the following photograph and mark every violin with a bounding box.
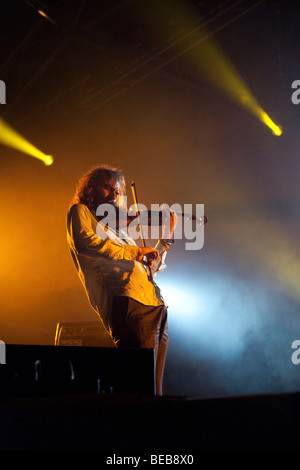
[97,208,207,228]
[130,182,207,282]
[96,181,208,282]
[125,210,207,227]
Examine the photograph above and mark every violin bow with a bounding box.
[130,180,154,282]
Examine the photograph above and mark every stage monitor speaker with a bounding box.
[1,344,156,397]
[54,321,116,348]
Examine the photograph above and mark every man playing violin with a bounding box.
[67,164,177,395]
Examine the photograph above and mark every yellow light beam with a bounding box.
[195,38,282,135]
[0,118,53,165]
[180,22,282,136]
[137,0,282,136]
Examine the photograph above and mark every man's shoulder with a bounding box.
[68,202,88,213]
[68,203,92,220]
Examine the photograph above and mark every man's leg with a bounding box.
[111,296,169,395]
[155,305,168,396]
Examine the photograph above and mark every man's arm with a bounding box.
[68,204,159,264]
[68,204,139,260]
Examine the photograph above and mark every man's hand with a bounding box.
[136,247,159,267]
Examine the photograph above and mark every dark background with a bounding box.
[1,0,300,398]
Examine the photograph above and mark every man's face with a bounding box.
[95,175,120,208]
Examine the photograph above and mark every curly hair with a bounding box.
[71,164,126,213]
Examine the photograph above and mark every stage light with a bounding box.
[260,112,282,136]
[273,127,282,136]
[37,9,49,19]
[0,118,54,166]
[44,155,54,166]
[138,0,282,137]
[37,9,58,26]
